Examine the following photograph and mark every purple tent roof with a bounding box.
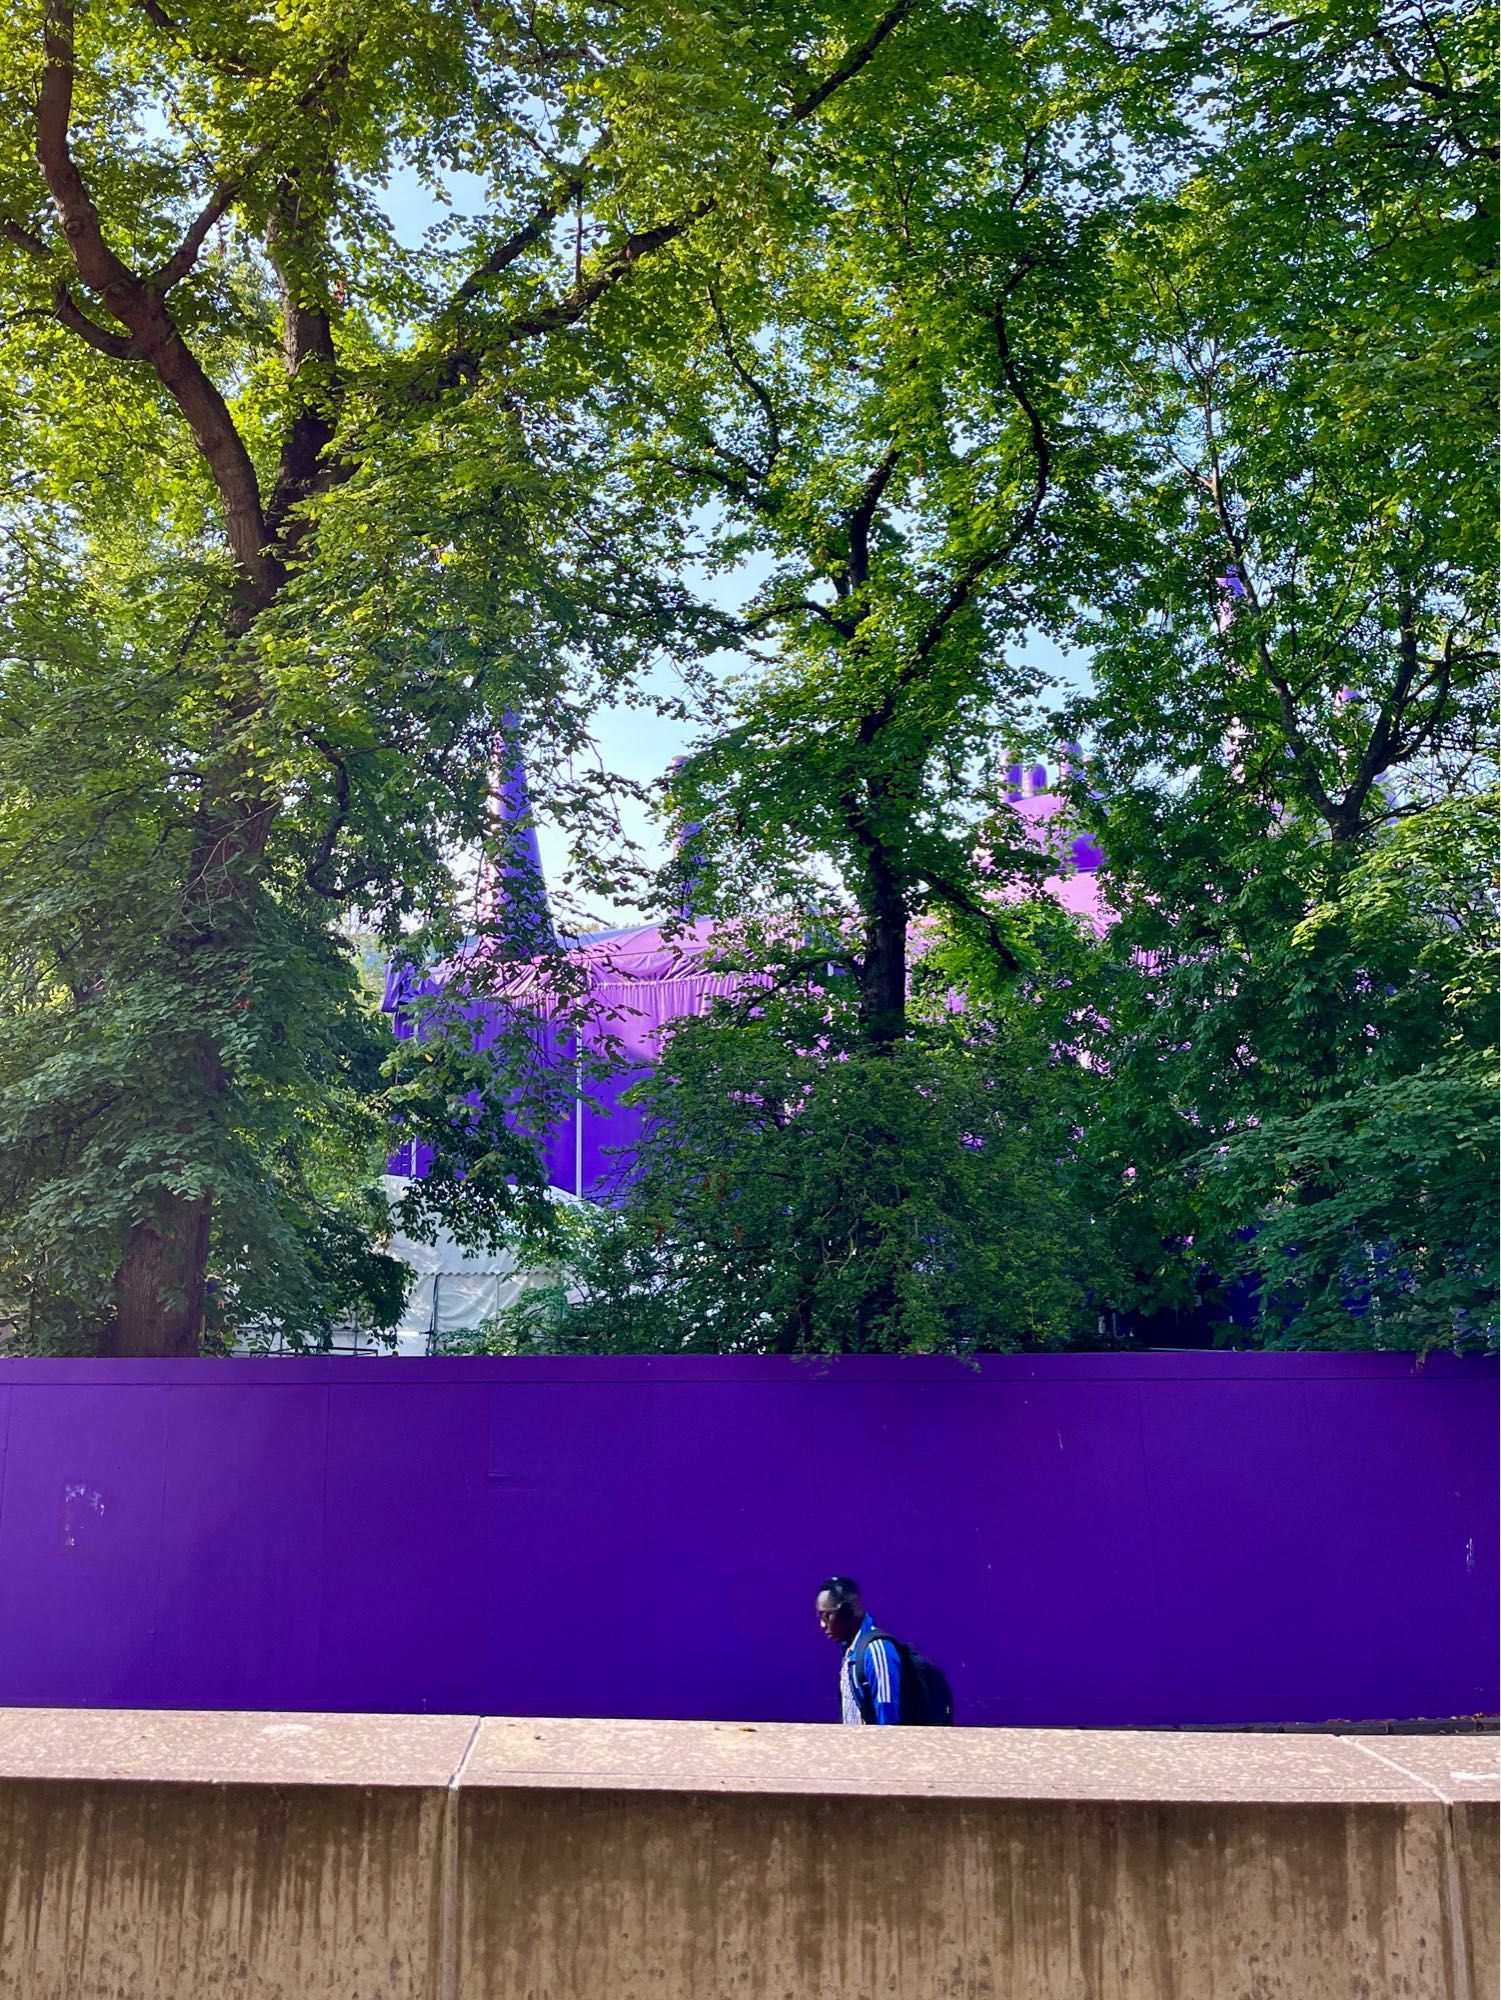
[384,756,1111,1194]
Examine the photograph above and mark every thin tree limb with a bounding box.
[780,0,915,122]
[50,282,137,357]
[0,216,50,259]
[742,597,857,638]
[501,200,716,340]
[151,177,243,292]
[263,169,346,543]
[1194,390,1341,828]
[432,0,919,378]
[706,281,781,475]
[448,168,588,315]
[887,290,1052,686]
[125,0,260,76]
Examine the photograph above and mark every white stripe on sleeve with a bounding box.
[870,1640,893,1704]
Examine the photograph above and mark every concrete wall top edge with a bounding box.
[0,1708,482,1790]
[0,1352,1491,1386]
[1,1711,1494,1807]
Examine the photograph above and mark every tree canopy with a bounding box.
[0,0,949,1350]
[0,0,1492,1355]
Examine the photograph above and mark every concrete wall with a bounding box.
[0,1710,1493,2000]
[0,1352,1494,1727]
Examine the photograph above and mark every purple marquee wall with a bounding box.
[0,1352,1492,1727]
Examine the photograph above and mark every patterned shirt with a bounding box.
[839,1612,903,1725]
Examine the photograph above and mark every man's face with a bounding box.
[816,1590,861,1645]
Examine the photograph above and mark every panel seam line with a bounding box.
[438,1718,485,2000]
[1342,1736,1448,1804]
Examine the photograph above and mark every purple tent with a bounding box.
[385,754,1109,1198]
[486,918,745,1198]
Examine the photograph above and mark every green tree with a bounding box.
[492,0,1195,1353]
[0,0,924,1352]
[476,974,1106,1353]
[608,0,1193,1047]
[1043,782,1497,1346]
[1073,0,1495,841]
[1034,0,1498,1348]
[1193,792,1499,1347]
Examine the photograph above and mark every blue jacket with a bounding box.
[839,1613,903,1725]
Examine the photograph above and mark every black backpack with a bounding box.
[851,1626,955,1726]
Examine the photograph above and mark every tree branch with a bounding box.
[125,0,260,76]
[781,0,916,122]
[304,735,356,896]
[1389,647,1453,765]
[263,172,345,544]
[151,176,243,292]
[845,447,900,591]
[36,0,274,590]
[0,215,50,259]
[889,290,1052,681]
[50,282,137,357]
[990,290,1051,547]
[656,450,759,504]
[1330,576,1457,833]
[706,281,781,476]
[448,167,588,316]
[429,0,919,380]
[912,861,1021,973]
[0,212,141,356]
[1373,28,1455,101]
[501,199,716,341]
[1192,388,1341,829]
[742,597,857,638]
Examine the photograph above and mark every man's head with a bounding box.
[815,1575,864,1645]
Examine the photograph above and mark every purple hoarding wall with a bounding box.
[0,1353,1492,1727]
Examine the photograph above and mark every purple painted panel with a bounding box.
[152,1384,330,1711]
[486,1381,663,1714]
[870,1378,1169,1728]
[633,1376,861,1724]
[0,1355,1491,1727]
[1290,1375,1496,1719]
[0,1385,168,1705]
[1135,1379,1332,1717]
[317,1381,494,1714]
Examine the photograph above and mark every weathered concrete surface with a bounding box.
[0,1712,476,2000]
[455,1792,1465,2000]
[0,1777,449,2000]
[1347,1731,1501,1998]
[0,1710,1492,2000]
[0,1706,479,1788]
[459,1712,1447,1800]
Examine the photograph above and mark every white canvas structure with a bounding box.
[382,1178,576,1350]
[239,1182,576,1356]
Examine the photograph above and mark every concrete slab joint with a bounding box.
[0,1709,1493,2000]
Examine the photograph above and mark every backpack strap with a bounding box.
[849,1626,906,1720]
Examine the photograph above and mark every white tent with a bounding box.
[240,1182,577,1356]
[381,1178,577,1351]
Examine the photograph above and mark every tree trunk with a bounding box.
[858,860,909,1050]
[106,1199,213,1357]
[850,848,909,1345]
[101,788,269,1357]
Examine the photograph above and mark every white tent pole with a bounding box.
[574,1044,584,1197]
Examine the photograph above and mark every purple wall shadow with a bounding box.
[0,1353,1492,1726]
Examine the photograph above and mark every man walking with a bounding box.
[815,1575,908,1726]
